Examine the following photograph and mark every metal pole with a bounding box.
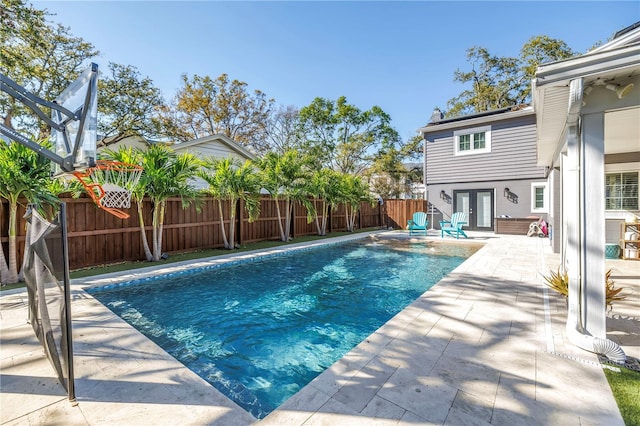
[60,203,76,403]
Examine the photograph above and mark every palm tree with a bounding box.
[0,141,59,284]
[339,173,372,232]
[198,158,260,249]
[140,144,200,261]
[101,146,152,260]
[258,150,313,241]
[308,168,342,236]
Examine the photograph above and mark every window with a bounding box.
[531,182,548,213]
[454,126,491,156]
[605,172,639,210]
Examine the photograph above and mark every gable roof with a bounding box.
[172,134,257,161]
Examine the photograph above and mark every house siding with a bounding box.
[426,178,546,227]
[173,143,249,163]
[425,115,544,184]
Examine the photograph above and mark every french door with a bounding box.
[453,189,494,231]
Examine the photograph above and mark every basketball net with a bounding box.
[72,160,143,219]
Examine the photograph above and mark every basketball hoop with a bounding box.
[73,160,143,219]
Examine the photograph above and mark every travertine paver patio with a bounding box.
[1,231,637,425]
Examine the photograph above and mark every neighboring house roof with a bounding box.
[418,106,535,134]
[172,134,257,161]
[533,21,640,167]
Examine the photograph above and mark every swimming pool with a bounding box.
[87,236,476,418]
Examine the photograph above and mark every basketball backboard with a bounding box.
[51,63,98,174]
[0,63,98,173]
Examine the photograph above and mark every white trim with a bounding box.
[453,125,491,156]
[604,162,640,173]
[531,181,548,213]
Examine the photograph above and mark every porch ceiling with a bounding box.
[605,107,640,154]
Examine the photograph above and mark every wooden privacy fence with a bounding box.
[1,196,427,271]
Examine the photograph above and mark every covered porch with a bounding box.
[533,22,640,361]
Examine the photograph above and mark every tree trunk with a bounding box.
[228,198,236,249]
[137,200,153,261]
[284,198,291,241]
[321,202,328,236]
[0,200,8,284]
[157,200,165,259]
[346,204,356,232]
[274,197,286,242]
[6,200,19,283]
[151,201,162,261]
[0,229,9,285]
[217,199,230,249]
[314,199,322,236]
[350,207,358,232]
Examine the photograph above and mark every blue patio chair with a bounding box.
[407,212,429,235]
[440,212,468,239]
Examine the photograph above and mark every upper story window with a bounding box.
[453,126,491,156]
[606,171,639,210]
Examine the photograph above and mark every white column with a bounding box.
[565,125,582,334]
[580,112,606,338]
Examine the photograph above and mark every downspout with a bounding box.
[423,134,428,202]
[564,78,626,364]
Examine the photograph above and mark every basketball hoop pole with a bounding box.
[1,64,99,403]
[0,63,98,172]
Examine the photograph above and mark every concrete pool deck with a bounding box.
[1,231,638,425]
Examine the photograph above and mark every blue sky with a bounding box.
[35,1,639,142]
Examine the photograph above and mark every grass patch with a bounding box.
[603,366,640,426]
[1,228,383,287]
[0,282,26,292]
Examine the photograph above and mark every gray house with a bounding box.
[418,106,554,234]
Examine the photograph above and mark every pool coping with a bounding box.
[76,230,390,292]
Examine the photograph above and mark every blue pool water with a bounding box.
[88,237,475,418]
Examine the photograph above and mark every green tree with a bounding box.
[366,137,412,199]
[166,73,274,152]
[307,168,342,236]
[258,150,312,241]
[141,145,200,261]
[98,62,166,146]
[100,146,153,260]
[198,158,260,249]
[298,96,400,174]
[1,0,48,77]
[446,36,575,117]
[102,145,200,262]
[517,35,575,103]
[339,173,372,232]
[0,141,58,284]
[1,0,98,139]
